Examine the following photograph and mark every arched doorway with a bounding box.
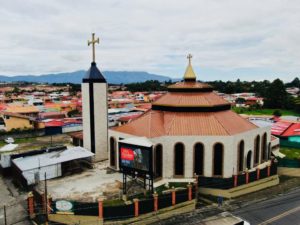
[237,140,244,173]
[254,135,260,165]
[213,143,224,176]
[174,143,184,176]
[110,137,116,167]
[246,151,252,169]
[194,143,204,176]
[154,144,163,179]
[261,133,267,162]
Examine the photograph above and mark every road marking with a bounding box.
[258,205,300,225]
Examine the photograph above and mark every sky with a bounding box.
[0,0,300,81]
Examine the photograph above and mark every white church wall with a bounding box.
[108,125,271,180]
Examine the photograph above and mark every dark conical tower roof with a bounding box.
[82,62,106,83]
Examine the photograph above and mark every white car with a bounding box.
[4,137,15,144]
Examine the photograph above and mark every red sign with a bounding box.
[121,147,134,161]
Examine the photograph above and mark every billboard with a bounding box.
[119,143,152,175]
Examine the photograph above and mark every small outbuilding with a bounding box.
[12,146,94,187]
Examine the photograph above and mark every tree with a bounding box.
[294,97,300,113]
[286,77,300,88]
[273,109,282,117]
[264,79,287,109]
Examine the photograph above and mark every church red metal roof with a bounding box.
[113,110,257,137]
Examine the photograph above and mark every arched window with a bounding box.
[237,140,244,172]
[174,143,184,176]
[246,151,252,169]
[261,133,267,162]
[194,143,204,176]
[110,137,116,167]
[213,143,224,176]
[154,144,163,179]
[254,135,260,165]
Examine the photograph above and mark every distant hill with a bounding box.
[0,71,173,84]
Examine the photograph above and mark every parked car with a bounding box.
[4,137,15,144]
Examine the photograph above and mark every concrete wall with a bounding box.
[82,83,91,154]
[93,83,108,161]
[82,82,108,161]
[109,125,271,179]
[23,163,62,185]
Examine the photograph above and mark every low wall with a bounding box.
[199,175,279,198]
[31,186,196,224]
[48,200,196,225]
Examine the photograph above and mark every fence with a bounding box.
[31,185,195,222]
[280,139,300,149]
[277,158,300,168]
[198,161,278,189]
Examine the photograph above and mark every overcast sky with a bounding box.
[1,0,300,81]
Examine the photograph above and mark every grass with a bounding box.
[280,146,300,159]
[0,137,36,146]
[232,107,300,116]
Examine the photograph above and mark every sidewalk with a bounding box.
[278,167,300,177]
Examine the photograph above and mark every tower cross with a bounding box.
[88,33,100,62]
[187,54,192,64]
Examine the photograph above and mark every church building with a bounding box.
[109,55,274,183]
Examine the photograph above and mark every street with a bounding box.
[232,188,300,225]
[0,176,30,225]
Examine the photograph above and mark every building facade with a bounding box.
[108,57,274,183]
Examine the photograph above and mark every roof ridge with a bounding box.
[212,112,231,135]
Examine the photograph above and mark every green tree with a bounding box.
[295,97,300,113]
[264,79,287,109]
[273,109,282,117]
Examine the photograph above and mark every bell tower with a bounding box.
[82,33,108,161]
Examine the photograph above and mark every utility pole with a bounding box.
[4,205,7,225]
[44,172,48,225]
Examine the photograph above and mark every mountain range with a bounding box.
[0,71,173,84]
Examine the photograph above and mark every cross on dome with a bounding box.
[187,54,192,64]
[183,53,197,82]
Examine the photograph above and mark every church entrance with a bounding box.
[246,150,252,169]
[174,143,184,176]
[154,144,163,179]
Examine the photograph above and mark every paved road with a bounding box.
[232,188,300,225]
[0,176,30,225]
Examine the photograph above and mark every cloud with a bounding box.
[0,0,300,81]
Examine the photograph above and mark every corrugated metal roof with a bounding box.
[271,121,292,136]
[281,123,300,137]
[12,146,93,171]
